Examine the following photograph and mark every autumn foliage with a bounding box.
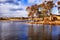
[26,1,54,17]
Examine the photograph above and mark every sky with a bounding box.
[0,0,60,17]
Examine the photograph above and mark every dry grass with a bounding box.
[27,21,60,25]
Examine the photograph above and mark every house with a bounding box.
[51,15,60,21]
[44,14,60,21]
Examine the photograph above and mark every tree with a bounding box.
[26,1,55,21]
[46,1,54,21]
[38,3,48,20]
[38,1,54,21]
[26,6,35,17]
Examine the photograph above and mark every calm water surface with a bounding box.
[0,21,60,40]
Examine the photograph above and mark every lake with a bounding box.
[0,21,60,40]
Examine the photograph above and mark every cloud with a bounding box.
[28,0,35,3]
[0,0,7,2]
[10,8,24,11]
[0,0,59,17]
[0,2,28,17]
[58,0,60,1]
[52,6,59,15]
[0,0,28,17]
[45,0,53,1]
[10,10,28,17]
[28,0,44,4]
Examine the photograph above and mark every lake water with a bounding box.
[0,21,60,40]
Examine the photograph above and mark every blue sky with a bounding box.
[0,0,60,17]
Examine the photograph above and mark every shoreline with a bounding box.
[0,20,60,25]
[27,21,60,25]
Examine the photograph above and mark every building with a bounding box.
[44,14,60,21]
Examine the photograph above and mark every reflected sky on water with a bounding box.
[0,21,60,40]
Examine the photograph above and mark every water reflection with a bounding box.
[0,21,60,40]
[28,24,52,40]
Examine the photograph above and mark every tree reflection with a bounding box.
[28,24,53,40]
[28,24,34,40]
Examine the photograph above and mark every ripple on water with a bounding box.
[0,21,60,40]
